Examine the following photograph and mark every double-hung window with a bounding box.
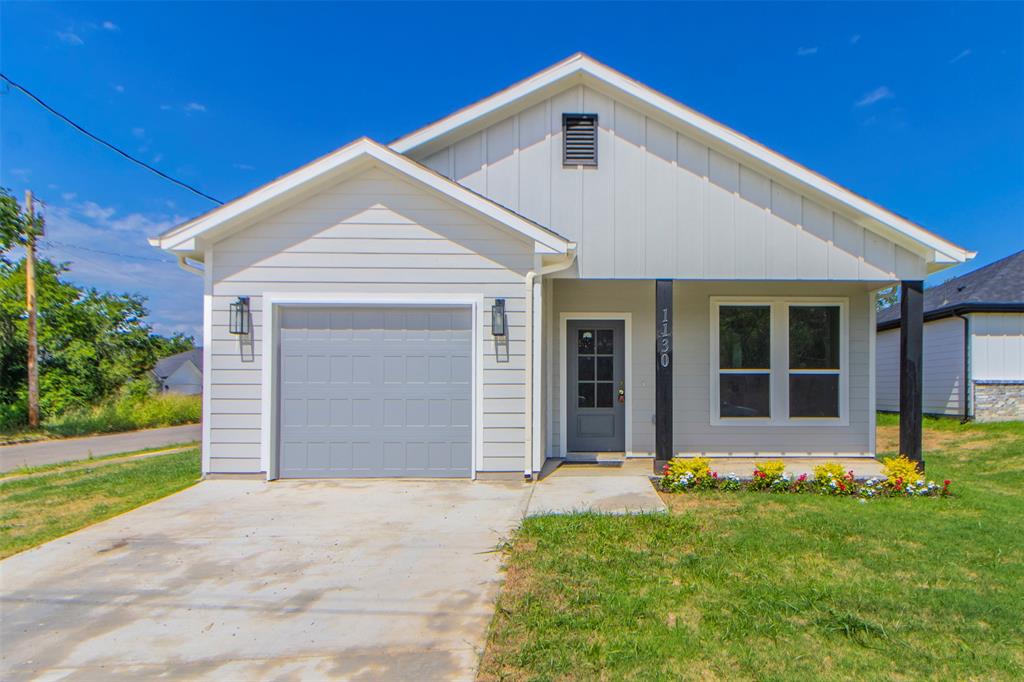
[711,298,847,425]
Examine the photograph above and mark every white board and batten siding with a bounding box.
[414,85,927,282]
[876,317,966,416]
[971,313,1024,381]
[207,166,532,474]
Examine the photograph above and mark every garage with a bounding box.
[277,305,473,478]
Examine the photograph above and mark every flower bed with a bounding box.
[658,456,952,498]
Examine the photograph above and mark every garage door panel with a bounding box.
[279,305,473,478]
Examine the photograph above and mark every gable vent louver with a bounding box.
[562,113,598,166]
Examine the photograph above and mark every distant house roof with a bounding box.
[878,249,1024,330]
[152,348,203,380]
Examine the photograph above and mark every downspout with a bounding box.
[524,246,577,480]
[177,255,204,276]
[955,311,971,422]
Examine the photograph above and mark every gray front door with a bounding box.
[278,306,472,478]
[567,320,626,452]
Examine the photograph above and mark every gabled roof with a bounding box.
[152,348,203,379]
[391,53,973,269]
[878,249,1024,329]
[150,138,574,258]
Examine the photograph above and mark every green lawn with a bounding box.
[481,420,1024,681]
[0,448,201,559]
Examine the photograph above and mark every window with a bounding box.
[788,305,841,418]
[563,114,598,166]
[577,328,615,408]
[717,305,771,418]
[711,298,847,425]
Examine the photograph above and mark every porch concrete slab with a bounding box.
[705,457,886,480]
[1,478,532,681]
[527,459,666,515]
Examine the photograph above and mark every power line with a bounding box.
[42,240,174,263]
[0,72,224,205]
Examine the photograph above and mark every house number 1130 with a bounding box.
[659,307,671,368]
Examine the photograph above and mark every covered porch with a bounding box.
[530,277,924,477]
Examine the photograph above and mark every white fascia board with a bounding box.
[153,138,571,255]
[391,53,972,265]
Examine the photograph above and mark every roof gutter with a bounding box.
[177,255,204,277]
[524,246,578,481]
[877,302,1024,332]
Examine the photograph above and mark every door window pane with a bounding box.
[790,306,840,369]
[720,306,770,369]
[596,356,614,380]
[596,329,614,354]
[578,382,595,408]
[578,330,595,354]
[719,374,770,418]
[578,356,595,381]
[789,375,839,417]
[596,382,614,408]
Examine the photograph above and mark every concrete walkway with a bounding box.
[0,423,201,473]
[528,459,666,514]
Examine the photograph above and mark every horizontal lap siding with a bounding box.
[415,85,925,282]
[673,282,873,454]
[207,166,531,474]
[876,318,965,416]
[971,313,1024,381]
[546,281,875,458]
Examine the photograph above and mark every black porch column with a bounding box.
[899,280,924,470]
[655,280,673,472]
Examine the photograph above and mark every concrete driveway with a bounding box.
[1,479,532,680]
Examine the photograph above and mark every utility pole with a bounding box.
[25,190,39,428]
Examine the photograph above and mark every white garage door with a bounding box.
[278,306,473,478]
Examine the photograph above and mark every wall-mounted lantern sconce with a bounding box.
[229,296,251,335]
[491,298,507,337]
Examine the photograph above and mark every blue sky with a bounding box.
[2,1,1021,339]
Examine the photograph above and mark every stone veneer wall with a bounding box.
[973,382,1024,423]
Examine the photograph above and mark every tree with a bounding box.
[876,285,898,312]
[0,191,193,419]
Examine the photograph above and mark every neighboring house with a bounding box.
[151,54,973,480]
[877,250,1024,422]
[151,348,204,395]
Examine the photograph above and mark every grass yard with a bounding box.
[481,419,1024,681]
[0,448,201,559]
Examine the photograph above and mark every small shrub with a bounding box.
[668,457,711,479]
[756,460,786,478]
[813,462,846,484]
[0,402,27,432]
[749,460,787,490]
[882,456,921,491]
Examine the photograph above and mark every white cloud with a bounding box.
[159,104,172,111]
[949,48,972,64]
[102,20,119,31]
[796,46,818,57]
[233,163,255,171]
[113,84,125,93]
[57,31,84,45]
[10,168,31,178]
[152,153,164,163]
[183,102,207,113]
[79,201,117,221]
[850,34,862,45]
[855,86,894,107]
[131,127,146,139]
[61,192,77,201]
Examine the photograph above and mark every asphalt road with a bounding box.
[0,424,201,473]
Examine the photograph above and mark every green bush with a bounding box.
[0,401,26,431]
[41,386,201,438]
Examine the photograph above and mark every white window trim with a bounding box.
[260,292,483,481]
[710,296,849,427]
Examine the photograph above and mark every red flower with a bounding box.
[712,471,719,479]
[798,473,807,482]
[944,479,951,486]
[838,482,846,491]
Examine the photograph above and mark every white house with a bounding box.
[151,54,973,479]
[150,348,203,395]
[877,249,1024,422]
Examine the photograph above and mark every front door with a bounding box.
[567,320,626,453]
